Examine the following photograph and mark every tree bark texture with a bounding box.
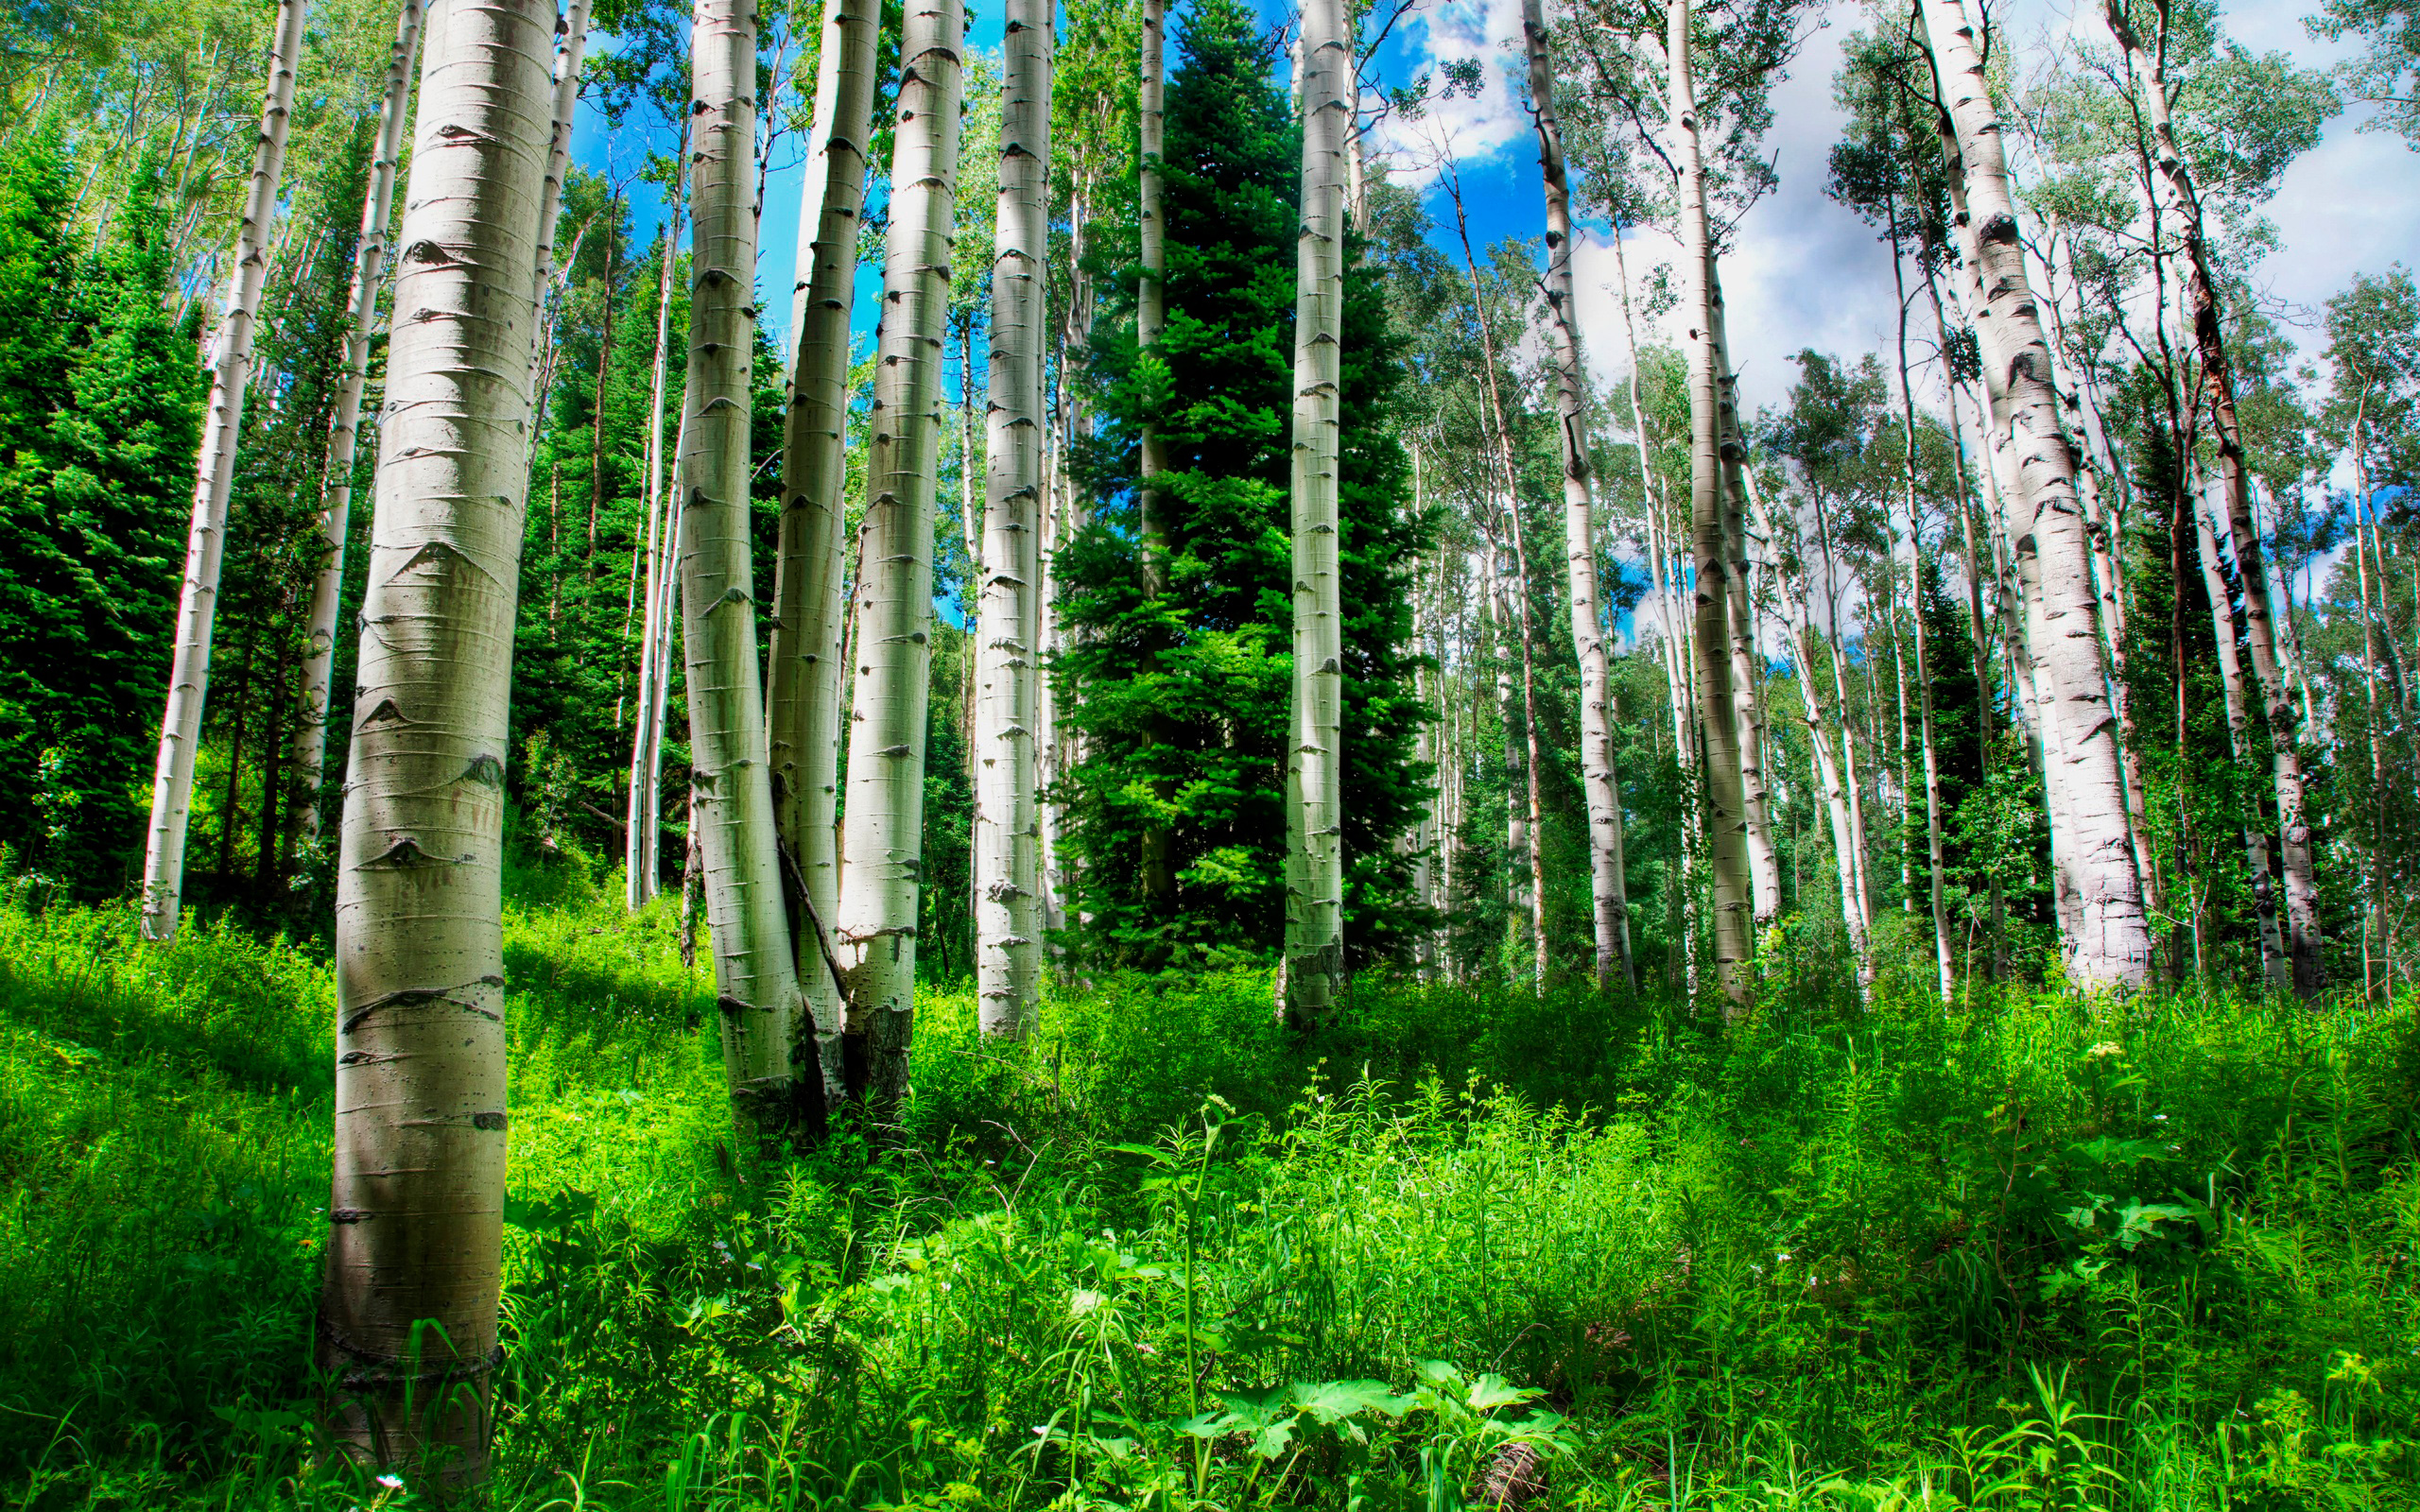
[769,0,878,1105]
[627,145,688,910]
[317,0,556,1482]
[1924,0,2152,988]
[839,0,963,1101]
[1284,0,1348,1024]
[1668,0,1752,1006]
[1521,0,1634,991]
[975,0,1051,1037]
[141,0,307,943]
[677,0,802,1139]
[293,0,426,862]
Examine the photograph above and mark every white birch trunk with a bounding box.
[626,150,687,909]
[1924,0,2152,988]
[1284,0,1348,1022]
[291,0,426,861]
[839,0,963,1100]
[769,0,878,1108]
[139,0,307,942]
[318,0,555,1479]
[1521,0,1634,990]
[974,0,1051,1037]
[678,0,800,1136]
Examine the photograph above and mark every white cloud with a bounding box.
[1366,0,1532,185]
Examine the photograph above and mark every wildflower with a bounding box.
[376,1473,405,1490]
[2086,1041,2123,1060]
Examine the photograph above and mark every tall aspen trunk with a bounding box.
[839,0,963,1101]
[528,0,594,368]
[1924,0,2153,988]
[2193,489,2289,988]
[318,0,556,1481]
[974,0,1051,1038]
[1134,0,1174,904]
[292,0,426,862]
[1812,490,1872,955]
[1522,0,1633,989]
[1888,215,1953,997]
[1283,0,1348,1023]
[1706,273,1780,930]
[1485,541,1533,972]
[1668,0,1751,1005]
[769,0,877,1105]
[678,0,801,1139]
[1504,500,1552,990]
[627,144,689,909]
[2106,0,2325,995]
[140,0,307,943]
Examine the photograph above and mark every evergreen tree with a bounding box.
[1056,0,1431,971]
[0,132,201,896]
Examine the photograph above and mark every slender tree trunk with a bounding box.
[1504,499,1552,990]
[2104,1,2325,995]
[1283,0,1348,1024]
[1811,487,1874,944]
[1705,271,1781,932]
[2192,487,2290,988]
[1887,222,1952,996]
[1485,539,1532,974]
[678,0,800,1140]
[587,219,618,550]
[1668,0,1750,1006]
[838,0,964,1101]
[769,0,877,1106]
[975,0,1051,1038]
[140,0,306,943]
[528,0,593,377]
[1924,0,2153,988]
[1522,0,1633,989]
[1133,0,1174,906]
[627,144,689,908]
[291,0,425,865]
[318,0,555,1482]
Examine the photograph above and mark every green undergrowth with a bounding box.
[1,857,2416,1510]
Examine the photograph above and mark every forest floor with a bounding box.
[2,854,2417,1511]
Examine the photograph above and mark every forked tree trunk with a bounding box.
[1668,0,1752,1007]
[317,0,556,1483]
[1283,0,1349,1024]
[678,0,802,1140]
[1521,0,1634,990]
[1923,0,2153,988]
[974,0,1051,1038]
[291,0,426,862]
[2106,0,2324,995]
[140,0,307,943]
[769,0,877,1105]
[839,0,964,1101]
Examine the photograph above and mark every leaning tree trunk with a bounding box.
[526,0,595,378]
[2106,0,2324,996]
[1283,0,1349,1025]
[770,0,878,1105]
[1668,0,1752,1008]
[1521,0,1634,991]
[677,0,802,1141]
[291,0,425,863]
[1923,0,2153,988]
[140,0,306,943]
[318,0,556,1484]
[838,0,964,1102]
[974,0,1052,1038]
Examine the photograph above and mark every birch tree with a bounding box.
[1922,0,2153,988]
[138,0,305,942]
[839,0,964,1100]
[317,0,556,1480]
[975,0,1051,1036]
[769,0,878,1105]
[1283,0,1348,1022]
[1520,0,1634,991]
[291,0,425,860]
[626,127,688,909]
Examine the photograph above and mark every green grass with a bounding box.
[1,855,2415,1510]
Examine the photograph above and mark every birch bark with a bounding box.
[839,0,964,1100]
[140,0,307,942]
[1923,0,2153,988]
[975,0,1051,1037]
[769,0,877,1105]
[1522,0,1634,989]
[1284,0,1349,1022]
[627,140,688,909]
[292,0,425,862]
[677,0,802,1137]
[317,0,555,1480]
[2106,0,2325,995]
